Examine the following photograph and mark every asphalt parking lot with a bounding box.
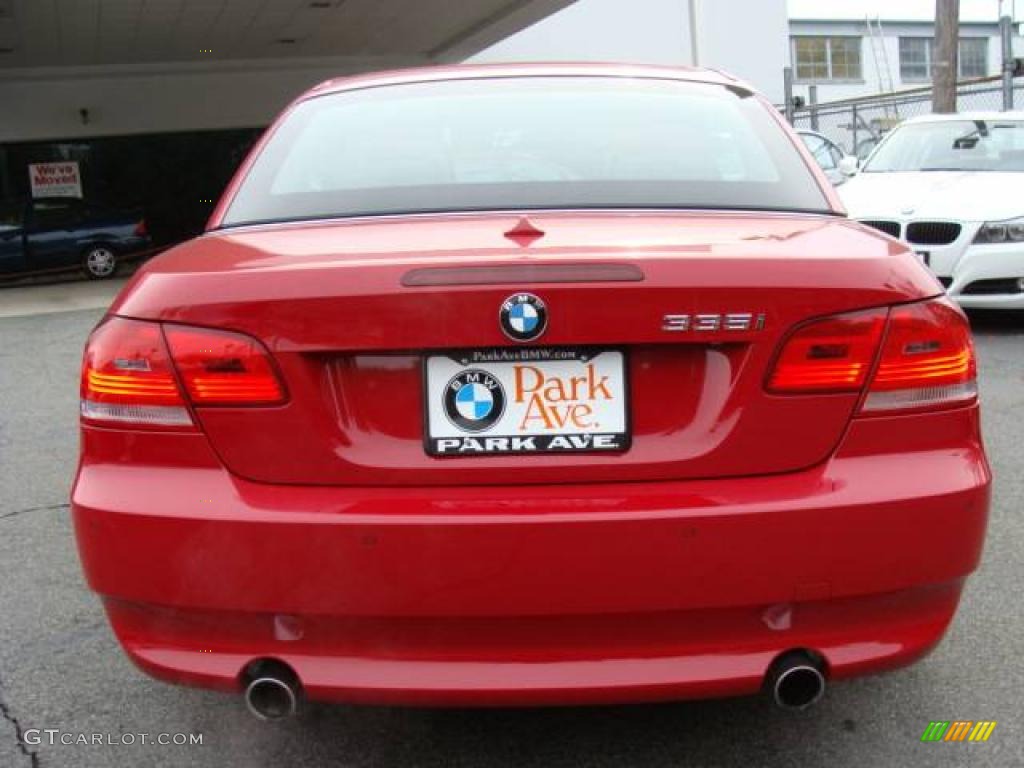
[1,282,1022,768]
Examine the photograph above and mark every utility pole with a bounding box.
[687,0,700,67]
[933,0,960,113]
[1000,14,1014,110]
[783,67,795,123]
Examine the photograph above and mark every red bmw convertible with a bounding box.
[71,64,990,719]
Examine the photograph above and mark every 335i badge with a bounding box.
[425,347,629,455]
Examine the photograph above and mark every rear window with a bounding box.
[222,76,829,227]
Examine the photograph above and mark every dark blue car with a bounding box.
[0,198,152,279]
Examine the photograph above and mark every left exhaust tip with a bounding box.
[242,659,301,720]
[766,650,827,710]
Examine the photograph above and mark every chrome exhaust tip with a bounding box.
[242,660,301,720]
[766,650,826,710]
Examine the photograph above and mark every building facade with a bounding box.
[0,0,575,252]
[790,18,1007,104]
[470,0,790,102]
[788,0,1023,105]
[472,0,1023,110]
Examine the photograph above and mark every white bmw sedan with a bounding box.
[840,111,1024,309]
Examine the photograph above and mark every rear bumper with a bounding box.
[72,407,990,706]
[103,583,963,707]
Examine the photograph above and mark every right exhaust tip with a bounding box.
[242,659,301,720]
[766,650,827,710]
[245,677,298,720]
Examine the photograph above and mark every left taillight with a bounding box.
[81,317,286,429]
[81,317,193,428]
[163,325,286,406]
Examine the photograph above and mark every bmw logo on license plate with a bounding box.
[443,370,506,432]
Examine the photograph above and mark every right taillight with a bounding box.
[768,308,887,394]
[768,297,977,414]
[861,298,977,413]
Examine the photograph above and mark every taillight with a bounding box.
[81,317,192,427]
[81,318,286,428]
[861,298,977,412]
[768,308,887,393]
[164,325,286,405]
[767,297,977,413]
[133,219,147,237]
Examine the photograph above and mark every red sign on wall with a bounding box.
[28,162,83,198]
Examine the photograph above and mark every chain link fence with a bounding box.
[790,75,1024,159]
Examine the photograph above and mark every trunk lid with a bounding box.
[113,211,936,486]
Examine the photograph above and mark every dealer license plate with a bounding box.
[424,348,629,455]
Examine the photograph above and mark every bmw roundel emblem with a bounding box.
[499,293,547,342]
[443,370,506,433]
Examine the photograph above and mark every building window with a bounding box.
[898,37,930,80]
[959,37,988,78]
[899,37,989,81]
[792,37,863,81]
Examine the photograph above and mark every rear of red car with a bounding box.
[71,64,989,715]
